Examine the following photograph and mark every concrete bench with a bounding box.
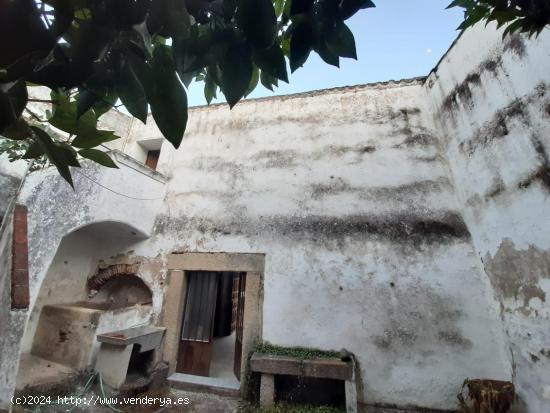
[249,353,358,413]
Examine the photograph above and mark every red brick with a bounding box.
[13,253,28,270]
[13,240,28,253]
[11,204,29,309]
[11,285,29,309]
[12,268,28,284]
[13,227,27,244]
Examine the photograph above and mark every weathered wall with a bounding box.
[0,155,28,410]
[0,207,27,410]
[0,153,26,221]
[127,81,511,409]
[0,152,167,408]
[2,22,549,412]
[426,24,550,412]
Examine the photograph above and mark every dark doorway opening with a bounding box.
[176,271,246,381]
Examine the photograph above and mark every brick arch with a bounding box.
[87,263,141,292]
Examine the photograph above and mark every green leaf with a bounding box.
[317,42,340,67]
[245,66,260,97]
[502,19,524,38]
[76,89,99,119]
[149,45,188,148]
[49,90,98,136]
[220,43,253,108]
[274,0,285,17]
[30,126,75,187]
[147,0,191,39]
[0,80,28,132]
[325,21,357,59]
[116,59,148,124]
[260,71,278,91]
[339,0,375,20]
[290,21,315,72]
[291,0,314,15]
[204,68,218,105]
[237,0,277,50]
[446,0,474,10]
[74,8,92,20]
[78,148,118,168]
[72,131,119,149]
[93,93,118,118]
[133,20,153,60]
[489,11,517,29]
[1,118,32,141]
[125,50,153,89]
[55,142,80,167]
[22,141,45,159]
[252,43,289,82]
[223,0,237,19]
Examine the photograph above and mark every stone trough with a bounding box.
[31,302,153,371]
[250,352,358,413]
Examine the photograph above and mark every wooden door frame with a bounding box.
[162,252,264,390]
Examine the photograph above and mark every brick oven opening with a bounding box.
[89,274,152,310]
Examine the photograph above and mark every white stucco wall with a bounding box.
[0,153,27,221]
[125,80,511,409]
[1,21,549,413]
[426,24,550,412]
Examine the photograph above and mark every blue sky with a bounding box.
[186,0,465,107]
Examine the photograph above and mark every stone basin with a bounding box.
[97,325,166,352]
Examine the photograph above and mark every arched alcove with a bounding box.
[19,220,148,355]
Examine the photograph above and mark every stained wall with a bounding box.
[427,24,550,411]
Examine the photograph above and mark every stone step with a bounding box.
[167,373,240,398]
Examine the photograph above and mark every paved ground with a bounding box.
[156,389,241,413]
[15,354,77,392]
[12,388,241,413]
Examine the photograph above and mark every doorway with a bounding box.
[176,271,246,381]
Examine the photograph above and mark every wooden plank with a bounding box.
[233,272,246,380]
[176,341,212,376]
[231,274,239,332]
[249,353,353,381]
[177,272,219,376]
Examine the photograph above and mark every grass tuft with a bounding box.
[253,343,340,360]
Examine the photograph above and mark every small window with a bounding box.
[145,150,160,170]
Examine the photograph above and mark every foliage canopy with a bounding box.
[1,0,549,186]
[448,0,550,37]
[0,0,374,186]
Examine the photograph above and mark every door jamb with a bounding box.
[161,252,264,389]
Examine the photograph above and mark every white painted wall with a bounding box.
[1,22,549,412]
[127,80,511,409]
[0,152,27,220]
[426,24,550,412]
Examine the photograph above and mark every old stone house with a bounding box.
[1,23,549,412]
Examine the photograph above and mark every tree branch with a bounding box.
[28,98,56,103]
